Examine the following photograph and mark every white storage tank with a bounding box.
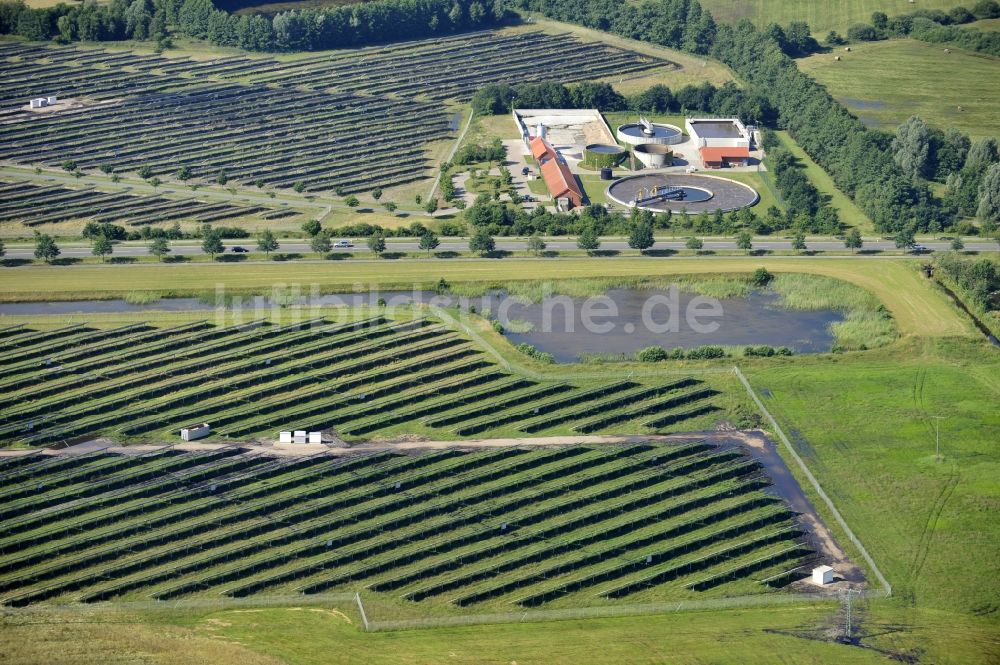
[180,423,211,441]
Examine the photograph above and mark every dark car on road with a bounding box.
[231,246,248,253]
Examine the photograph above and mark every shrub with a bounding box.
[491,319,504,334]
[686,345,727,359]
[516,343,555,364]
[635,346,669,362]
[751,267,773,287]
[743,345,775,357]
[847,23,878,41]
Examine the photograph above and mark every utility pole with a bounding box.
[840,588,862,642]
[931,415,945,461]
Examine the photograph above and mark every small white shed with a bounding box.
[278,431,293,444]
[30,98,47,108]
[46,95,58,105]
[180,423,211,441]
[308,432,323,444]
[812,565,834,585]
[293,430,307,444]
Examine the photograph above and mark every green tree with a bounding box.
[791,230,807,252]
[61,159,77,172]
[149,176,161,190]
[293,181,306,193]
[33,232,60,263]
[685,236,703,250]
[527,233,546,255]
[576,225,600,254]
[418,230,440,254]
[91,235,113,263]
[736,230,753,254]
[367,232,387,257]
[216,169,228,186]
[892,116,931,180]
[977,163,1000,223]
[257,229,279,256]
[201,229,224,259]
[0,238,5,259]
[149,236,170,261]
[310,232,332,256]
[176,166,191,181]
[301,219,322,237]
[627,223,655,253]
[951,236,965,251]
[372,188,383,201]
[383,201,397,215]
[345,195,360,207]
[469,227,495,256]
[895,226,917,253]
[137,165,154,180]
[844,228,863,253]
[99,164,115,175]
[425,198,439,214]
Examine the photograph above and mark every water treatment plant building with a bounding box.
[685,118,753,169]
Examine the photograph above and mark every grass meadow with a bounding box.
[796,39,1000,139]
[772,131,872,232]
[700,0,967,35]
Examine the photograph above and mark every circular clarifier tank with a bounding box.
[582,144,627,168]
[633,143,674,168]
[606,174,759,213]
[616,122,683,146]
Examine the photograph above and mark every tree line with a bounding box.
[471,80,775,126]
[844,2,1000,58]
[0,0,505,51]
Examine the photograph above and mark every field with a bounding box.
[0,30,666,202]
[796,39,1000,139]
[0,178,303,229]
[699,0,963,35]
[529,19,736,94]
[3,602,910,665]
[0,311,730,446]
[0,438,826,609]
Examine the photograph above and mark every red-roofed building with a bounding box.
[529,136,550,162]
[699,146,750,169]
[529,137,584,209]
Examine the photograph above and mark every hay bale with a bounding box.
[944,48,951,54]
[834,55,841,61]
[844,46,851,52]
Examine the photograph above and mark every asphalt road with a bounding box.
[3,239,996,259]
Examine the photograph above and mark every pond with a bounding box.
[498,288,842,362]
[0,287,844,362]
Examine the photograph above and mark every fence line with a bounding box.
[1,593,358,616]
[354,592,370,632]
[732,366,892,597]
[362,592,832,632]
